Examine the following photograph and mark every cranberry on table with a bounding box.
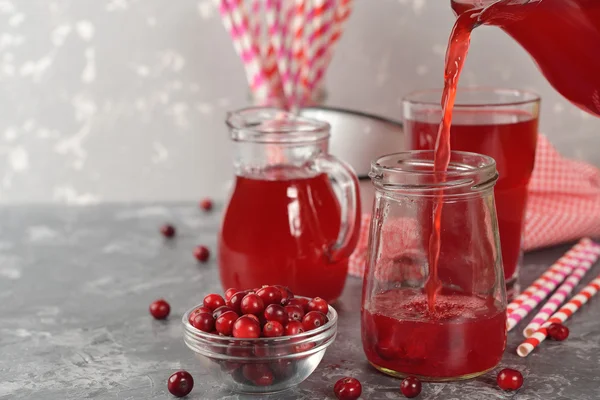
[193,245,210,262]
[263,321,284,337]
[400,376,422,398]
[216,311,239,336]
[284,321,305,336]
[240,293,265,316]
[203,293,225,311]
[199,197,213,211]
[256,285,283,306]
[160,224,176,238]
[302,311,327,331]
[167,370,194,397]
[149,299,170,320]
[224,287,239,302]
[233,315,261,338]
[334,377,362,400]
[497,368,523,391]
[285,304,305,322]
[190,312,215,333]
[307,297,329,314]
[264,304,288,325]
[547,323,570,341]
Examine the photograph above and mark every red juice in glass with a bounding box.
[219,168,347,302]
[403,90,540,292]
[361,287,507,380]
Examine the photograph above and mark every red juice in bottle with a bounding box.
[361,287,507,380]
[405,109,538,281]
[218,167,347,302]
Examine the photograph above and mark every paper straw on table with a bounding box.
[517,276,600,357]
[507,238,595,314]
[523,241,600,337]
[507,240,600,331]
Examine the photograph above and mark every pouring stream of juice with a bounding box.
[427,0,600,310]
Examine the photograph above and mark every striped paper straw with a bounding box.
[517,276,600,357]
[301,0,335,105]
[219,0,271,100]
[523,241,600,337]
[282,0,306,110]
[507,238,595,314]
[310,0,353,92]
[507,240,599,331]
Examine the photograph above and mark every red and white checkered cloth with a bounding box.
[348,135,600,277]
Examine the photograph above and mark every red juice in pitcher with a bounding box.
[219,168,347,302]
[452,0,600,116]
[405,108,538,282]
[362,287,507,380]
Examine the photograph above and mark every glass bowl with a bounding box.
[182,300,338,394]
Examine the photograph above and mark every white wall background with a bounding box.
[1,0,599,204]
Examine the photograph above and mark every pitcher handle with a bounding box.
[315,154,362,263]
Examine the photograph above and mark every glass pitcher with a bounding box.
[219,107,361,302]
[361,151,507,381]
[451,0,600,116]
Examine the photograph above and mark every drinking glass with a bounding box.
[403,88,540,297]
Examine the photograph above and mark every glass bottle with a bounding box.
[361,151,507,381]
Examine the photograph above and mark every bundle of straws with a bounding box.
[505,238,600,357]
[219,0,353,111]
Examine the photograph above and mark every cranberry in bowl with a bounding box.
[182,296,338,394]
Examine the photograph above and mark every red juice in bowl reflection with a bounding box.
[219,166,347,302]
[405,109,538,282]
[361,287,507,380]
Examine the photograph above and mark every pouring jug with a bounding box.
[451,0,600,117]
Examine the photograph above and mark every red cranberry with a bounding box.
[160,224,176,238]
[203,293,225,311]
[212,305,234,319]
[497,368,523,391]
[240,293,265,316]
[400,376,422,398]
[215,311,238,336]
[275,285,294,305]
[271,359,294,379]
[188,306,211,324]
[167,370,194,397]
[227,290,252,314]
[149,299,170,320]
[307,297,329,314]
[286,297,309,312]
[256,286,282,306]
[193,245,210,262]
[302,311,327,331]
[263,321,284,338]
[226,343,253,358]
[242,364,274,386]
[264,304,288,326]
[233,315,261,338]
[190,312,215,332]
[285,304,305,322]
[246,314,261,325]
[547,323,570,341]
[199,197,213,211]
[334,377,362,400]
[284,321,305,336]
[224,287,239,302]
